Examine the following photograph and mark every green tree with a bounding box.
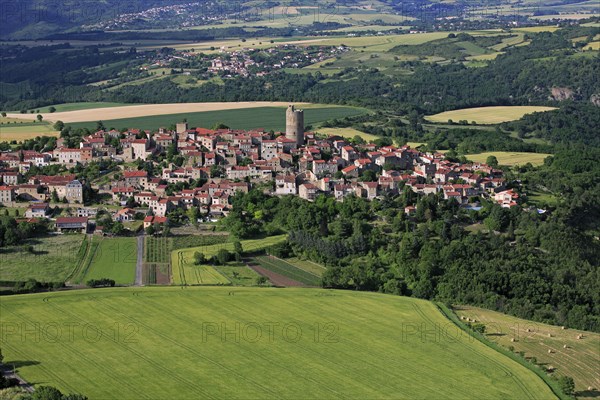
[216,249,231,265]
[36,114,43,122]
[111,222,124,235]
[486,155,499,167]
[32,386,63,400]
[255,276,268,285]
[145,225,155,236]
[558,376,575,396]
[48,106,56,113]
[194,251,205,265]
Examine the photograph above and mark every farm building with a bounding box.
[56,217,89,233]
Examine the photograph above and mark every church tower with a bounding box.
[286,105,304,147]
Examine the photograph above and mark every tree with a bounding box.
[145,225,155,236]
[1,112,6,117]
[53,120,64,131]
[36,114,43,122]
[212,122,229,130]
[255,276,268,285]
[194,252,205,265]
[32,385,63,400]
[111,222,124,235]
[48,106,56,113]
[558,376,575,396]
[216,249,231,265]
[486,155,499,168]
[0,347,3,363]
[51,189,59,203]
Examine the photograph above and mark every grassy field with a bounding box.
[0,287,557,399]
[171,235,287,285]
[466,151,551,166]
[455,306,599,397]
[65,106,368,132]
[316,127,380,142]
[284,257,327,277]
[213,262,264,286]
[253,256,322,286]
[78,237,137,285]
[0,235,85,282]
[32,102,132,113]
[172,264,230,285]
[425,106,557,124]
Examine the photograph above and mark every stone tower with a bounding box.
[286,105,304,147]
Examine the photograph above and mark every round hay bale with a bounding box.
[588,386,593,391]
[547,349,552,353]
[576,334,582,339]
[460,316,465,320]
[510,338,515,342]
[563,344,568,349]
[547,333,552,337]
[561,326,566,330]
[526,328,531,332]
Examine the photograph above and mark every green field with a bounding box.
[466,151,551,166]
[284,257,327,277]
[66,106,368,132]
[172,264,230,285]
[33,102,132,113]
[171,235,287,285]
[426,106,558,124]
[78,237,137,285]
[0,287,557,399]
[213,263,264,286]
[456,306,600,397]
[254,256,321,286]
[0,235,85,282]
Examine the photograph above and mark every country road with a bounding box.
[135,234,144,286]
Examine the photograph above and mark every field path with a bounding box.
[135,234,144,286]
[6,102,310,123]
[0,363,34,393]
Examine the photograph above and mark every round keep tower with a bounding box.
[286,104,304,147]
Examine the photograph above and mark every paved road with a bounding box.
[135,234,144,286]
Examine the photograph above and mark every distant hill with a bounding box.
[0,0,189,39]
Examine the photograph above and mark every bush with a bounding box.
[86,278,116,288]
[216,249,231,265]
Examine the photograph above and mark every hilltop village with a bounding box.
[0,106,515,232]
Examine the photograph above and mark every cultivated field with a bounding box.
[171,235,287,285]
[0,287,557,399]
[466,151,551,166]
[0,235,85,282]
[76,237,137,285]
[172,264,230,285]
[253,256,321,286]
[426,106,558,124]
[0,123,59,142]
[456,306,600,398]
[65,106,367,132]
[5,102,311,124]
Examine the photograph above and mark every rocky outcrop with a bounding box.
[549,86,575,101]
[590,94,600,107]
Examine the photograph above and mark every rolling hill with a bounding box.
[0,287,558,399]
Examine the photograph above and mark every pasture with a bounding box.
[466,151,551,166]
[64,106,367,132]
[0,287,557,399]
[455,306,600,398]
[76,237,137,285]
[425,106,557,124]
[0,235,85,283]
